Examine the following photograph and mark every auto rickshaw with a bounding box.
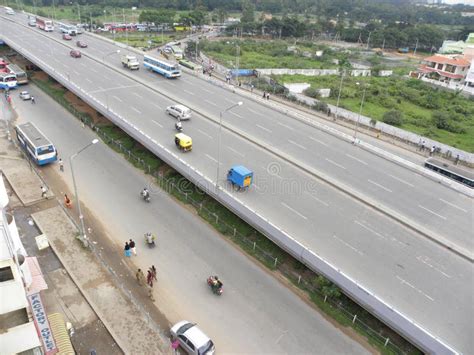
[227,165,253,190]
[174,133,192,152]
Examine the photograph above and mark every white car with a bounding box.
[166,104,192,120]
[170,321,215,355]
[19,91,31,100]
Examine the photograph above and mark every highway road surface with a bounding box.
[1,14,473,353]
[11,84,370,354]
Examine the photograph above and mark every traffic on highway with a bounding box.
[1,11,472,353]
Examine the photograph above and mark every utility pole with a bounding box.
[382,38,385,51]
[366,31,371,50]
[413,38,419,56]
[123,8,128,47]
[77,3,81,24]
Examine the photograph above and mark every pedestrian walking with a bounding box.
[429,146,435,157]
[129,238,136,256]
[262,91,266,99]
[147,270,153,287]
[136,268,145,286]
[420,140,426,152]
[266,92,270,100]
[31,96,36,104]
[40,185,47,198]
[58,158,64,172]
[64,193,72,208]
[250,84,254,93]
[150,265,157,282]
[148,285,155,302]
[124,242,132,257]
[455,154,460,165]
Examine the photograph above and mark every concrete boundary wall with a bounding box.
[1,19,459,354]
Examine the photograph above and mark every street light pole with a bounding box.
[102,49,120,64]
[216,102,243,190]
[335,69,345,120]
[354,82,367,143]
[69,139,99,247]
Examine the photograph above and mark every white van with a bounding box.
[5,7,15,15]
[166,104,192,120]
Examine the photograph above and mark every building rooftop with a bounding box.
[424,55,471,67]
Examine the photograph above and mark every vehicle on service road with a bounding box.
[7,64,28,84]
[15,122,58,165]
[166,104,191,120]
[70,50,81,58]
[170,321,215,355]
[76,41,87,48]
[19,91,31,100]
[0,72,17,90]
[36,17,54,31]
[63,33,72,40]
[121,55,140,70]
[143,54,181,78]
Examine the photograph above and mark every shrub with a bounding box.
[432,111,450,130]
[312,101,329,113]
[382,110,404,126]
[303,87,321,99]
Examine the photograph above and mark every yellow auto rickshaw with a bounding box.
[175,133,192,152]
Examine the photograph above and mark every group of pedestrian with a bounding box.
[124,239,136,257]
[262,91,270,100]
[135,265,157,302]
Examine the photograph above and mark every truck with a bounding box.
[28,15,36,26]
[36,17,54,31]
[121,55,140,70]
[227,165,253,190]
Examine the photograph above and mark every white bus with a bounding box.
[59,23,77,36]
[15,122,58,165]
[143,55,181,78]
[0,72,17,90]
[7,64,27,84]
[170,45,183,60]
[36,17,54,31]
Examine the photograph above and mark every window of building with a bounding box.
[0,266,14,281]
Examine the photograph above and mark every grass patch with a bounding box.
[100,32,176,49]
[32,68,421,355]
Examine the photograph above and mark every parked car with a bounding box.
[170,321,215,355]
[76,41,87,48]
[70,50,81,58]
[19,91,31,100]
[62,33,72,40]
[166,104,191,120]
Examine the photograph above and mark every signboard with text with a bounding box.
[28,293,57,354]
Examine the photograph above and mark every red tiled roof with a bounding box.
[418,65,464,79]
[423,55,470,67]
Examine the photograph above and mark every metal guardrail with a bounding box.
[1,24,459,354]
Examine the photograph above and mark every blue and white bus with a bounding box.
[143,55,181,78]
[15,122,58,165]
[59,23,77,35]
[7,64,28,84]
[0,72,17,90]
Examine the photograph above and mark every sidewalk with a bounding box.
[0,133,170,354]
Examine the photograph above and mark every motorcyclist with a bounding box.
[175,118,182,131]
[141,188,149,199]
[145,232,155,245]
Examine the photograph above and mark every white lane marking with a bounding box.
[224,97,234,104]
[354,220,386,240]
[72,70,80,76]
[333,235,363,256]
[256,124,272,133]
[439,198,468,213]
[133,92,143,99]
[304,192,329,207]
[387,174,415,188]
[205,154,218,163]
[165,81,176,87]
[281,202,307,220]
[152,103,162,110]
[418,205,447,220]
[277,122,294,131]
[396,276,434,301]
[201,88,213,94]
[416,255,451,278]
[204,99,217,107]
[131,107,142,114]
[152,120,163,128]
[288,139,307,150]
[368,179,392,193]
[309,136,328,146]
[345,153,368,166]
[197,129,213,139]
[183,89,195,96]
[229,111,243,119]
[325,158,346,170]
[248,108,263,116]
[226,146,244,158]
[85,78,93,84]
[112,95,122,102]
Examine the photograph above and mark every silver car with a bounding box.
[166,104,192,120]
[170,321,215,355]
[19,91,31,100]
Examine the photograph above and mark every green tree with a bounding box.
[432,111,450,130]
[316,276,341,299]
[215,7,227,24]
[383,110,404,126]
[241,0,255,23]
[139,9,175,24]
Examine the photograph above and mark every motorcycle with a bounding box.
[207,275,223,296]
[144,233,156,248]
[141,189,151,202]
[175,121,183,132]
